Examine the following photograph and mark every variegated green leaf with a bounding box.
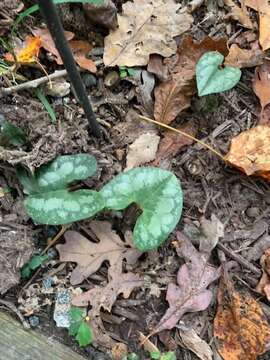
[100,167,183,251]
[36,154,97,192]
[25,189,104,225]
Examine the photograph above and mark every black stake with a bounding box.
[37,0,101,137]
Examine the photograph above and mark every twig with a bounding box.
[138,115,226,161]
[217,242,261,276]
[0,69,68,96]
[0,299,30,329]
[42,224,70,254]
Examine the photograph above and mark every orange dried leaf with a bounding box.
[214,274,270,360]
[153,36,228,124]
[4,36,41,64]
[253,60,270,119]
[224,44,264,68]
[225,125,270,181]
[69,40,97,73]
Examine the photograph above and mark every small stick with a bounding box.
[37,0,100,137]
[42,224,70,254]
[138,115,226,161]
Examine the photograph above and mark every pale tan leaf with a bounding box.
[126,132,160,170]
[56,221,141,285]
[224,0,253,29]
[179,327,213,360]
[103,0,193,67]
[224,44,264,68]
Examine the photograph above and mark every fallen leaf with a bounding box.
[69,40,96,73]
[224,0,253,29]
[225,44,265,68]
[72,272,144,313]
[248,0,270,50]
[148,54,169,82]
[154,123,197,165]
[151,232,221,334]
[103,0,193,67]
[154,36,228,124]
[83,0,118,30]
[139,332,160,353]
[199,214,224,254]
[56,220,142,285]
[253,60,270,116]
[32,27,74,64]
[214,270,270,360]
[126,132,160,170]
[256,248,270,301]
[196,52,241,96]
[225,125,270,181]
[178,326,213,360]
[4,36,41,64]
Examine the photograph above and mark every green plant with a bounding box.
[21,254,49,278]
[119,66,136,79]
[150,351,176,360]
[69,307,92,347]
[18,154,183,251]
[196,51,241,96]
[0,116,26,147]
[122,353,139,360]
[35,88,56,123]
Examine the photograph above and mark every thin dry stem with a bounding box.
[138,115,226,161]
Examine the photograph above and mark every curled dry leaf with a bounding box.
[224,0,253,29]
[103,0,193,67]
[32,27,74,65]
[224,44,264,68]
[179,326,213,360]
[83,0,118,30]
[151,232,221,335]
[126,132,160,170]
[4,36,41,64]
[256,248,270,301]
[214,271,270,360]
[154,123,197,165]
[225,125,270,181]
[32,27,96,73]
[56,220,142,285]
[245,0,270,50]
[253,60,270,117]
[154,36,228,124]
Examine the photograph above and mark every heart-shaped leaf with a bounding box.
[75,321,92,347]
[196,51,241,96]
[100,167,183,251]
[25,189,104,225]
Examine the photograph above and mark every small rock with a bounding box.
[29,315,39,327]
[104,71,120,88]
[45,78,70,97]
[53,288,71,328]
[82,73,97,88]
[246,207,260,218]
[42,277,53,290]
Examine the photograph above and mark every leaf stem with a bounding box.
[138,115,226,161]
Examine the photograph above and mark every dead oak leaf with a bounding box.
[151,232,221,335]
[225,125,270,181]
[256,248,270,301]
[214,272,270,360]
[103,0,193,67]
[56,221,142,285]
[224,0,253,29]
[224,44,264,68]
[153,35,228,124]
[253,60,270,115]
[126,132,160,170]
[4,36,41,64]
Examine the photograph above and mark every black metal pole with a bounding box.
[37,0,101,137]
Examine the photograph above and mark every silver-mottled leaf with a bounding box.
[100,167,182,251]
[25,189,104,225]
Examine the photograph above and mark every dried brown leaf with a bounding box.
[224,44,264,68]
[179,326,213,360]
[56,221,141,285]
[69,40,97,73]
[103,0,193,67]
[253,60,270,113]
[256,248,270,301]
[126,132,160,170]
[154,123,197,165]
[154,36,228,124]
[199,214,224,254]
[224,0,253,29]
[151,232,220,335]
[214,271,270,360]
[225,125,270,181]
